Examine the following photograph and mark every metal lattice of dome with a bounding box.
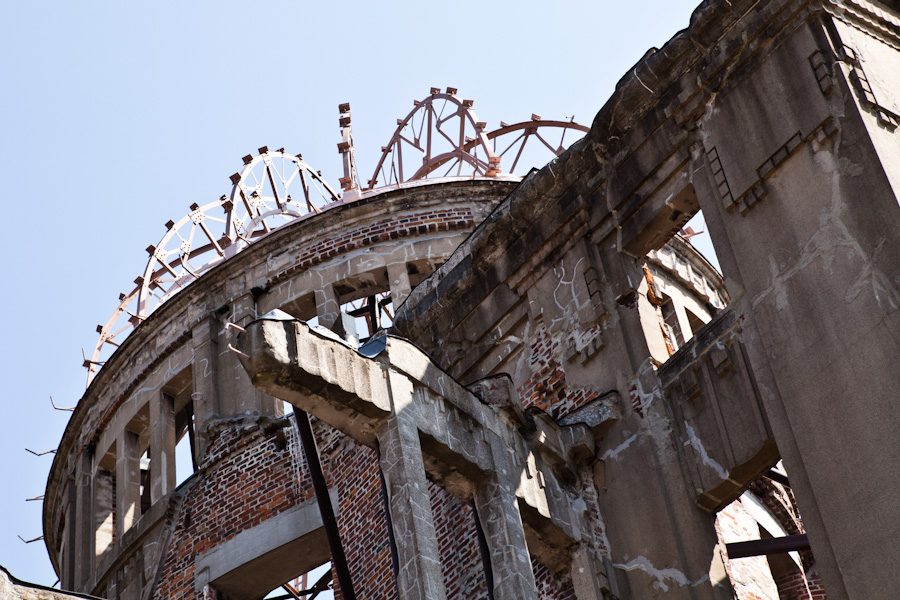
[85,88,588,384]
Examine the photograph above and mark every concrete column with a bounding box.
[192,317,220,459]
[378,370,448,600]
[63,478,77,590]
[150,393,176,502]
[570,548,613,600]
[74,454,93,591]
[314,283,341,330]
[218,294,278,418]
[473,440,538,600]
[116,430,141,537]
[690,20,900,597]
[595,248,656,373]
[388,263,413,308]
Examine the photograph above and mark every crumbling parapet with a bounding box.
[238,314,615,599]
[0,566,98,600]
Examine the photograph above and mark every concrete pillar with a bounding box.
[388,263,413,308]
[150,393,176,502]
[570,548,613,600]
[192,317,220,459]
[595,247,656,373]
[74,454,93,591]
[473,442,538,600]
[690,18,900,597]
[218,293,278,418]
[63,478,77,590]
[314,283,341,330]
[116,430,141,537]
[377,370,448,600]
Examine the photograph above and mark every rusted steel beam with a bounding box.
[765,469,791,487]
[293,410,357,600]
[726,534,810,559]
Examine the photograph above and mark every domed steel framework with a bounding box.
[86,89,588,384]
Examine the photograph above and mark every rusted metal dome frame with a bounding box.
[86,90,588,385]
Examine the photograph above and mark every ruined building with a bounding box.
[34,0,900,598]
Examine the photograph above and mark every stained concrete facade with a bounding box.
[39,0,900,599]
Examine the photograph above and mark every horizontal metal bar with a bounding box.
[764,469,790,487]
[726,534,809,559]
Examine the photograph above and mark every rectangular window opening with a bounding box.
[94,448,116,560]
[661,295,685,351]
[681,211,721,274]
[174,395,197,487]
[139,448,151,515]
[263,562,335,600]
[338,292,393,344]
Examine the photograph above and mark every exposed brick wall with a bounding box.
[576,464,610,558]
[716,499,779,600]
[151,416,402,600]
[517,327,602,419]
[774,569,812,600]
[714,487,828,600]
[748,480,817,570]
[322,427,397,600]
[428,481,487,599]
[772,564,827,600]
[154,420,309,599]
[804,566,827,600]
[148,406,608,600]
[532,559,577,600]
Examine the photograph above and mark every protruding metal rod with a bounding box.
[186,402,198,473]
[25,448,56,456]
[17,535,43,544]
[50,396,75,412]
[375,441,400,582]
[227,344,250,359]
[471,500,495,600]
[367,295,379,335]
[293,410,357,600]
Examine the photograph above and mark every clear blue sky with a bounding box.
[0,0,706,588]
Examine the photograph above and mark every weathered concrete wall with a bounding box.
[691,4,900,598]
[43,1,900,599]
[392,1,900,598]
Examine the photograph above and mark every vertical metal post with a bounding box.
[471,500,495,600]
[293,410,357,600]
[376,441,401,581]
[367,295,379,335]
[185,401,198,472]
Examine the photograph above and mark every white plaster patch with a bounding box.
[683,422,729,481]
[601,431,639,461]
[614,556,709,592]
